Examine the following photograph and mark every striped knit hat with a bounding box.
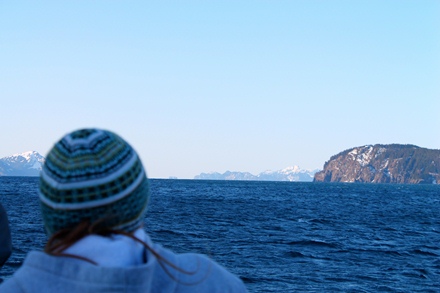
[39,129,150,236]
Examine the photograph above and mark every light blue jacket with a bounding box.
[0,236,247,292]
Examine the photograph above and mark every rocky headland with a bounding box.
[314,144,440,184]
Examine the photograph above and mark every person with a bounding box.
[0,202,12,268]
[0,129,247,292]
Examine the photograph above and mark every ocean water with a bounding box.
[0,177,439,292]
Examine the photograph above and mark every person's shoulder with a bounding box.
[0,276,25,293]
[171,252,248,293]
[0,251,48,293]
[145,235,247,292]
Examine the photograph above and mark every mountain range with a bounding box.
[0,151,319,181]
[194,166,319,182]
[3,145,439,184]
[0,151,45,176]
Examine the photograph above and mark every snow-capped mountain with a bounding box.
[194,166,320,182]
[0,151,45,176]
[257,166,320,182]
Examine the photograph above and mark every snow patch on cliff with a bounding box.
[350,146,374,167]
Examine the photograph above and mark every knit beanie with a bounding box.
[39,129,150,236]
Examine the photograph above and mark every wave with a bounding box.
[287,240,338,248]
[412,249,438,257]
[285,251,306,258]
[153,229,184,236]
[352,248,408,257]
[310,218,333,224]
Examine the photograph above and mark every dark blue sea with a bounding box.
[0,177,439,292]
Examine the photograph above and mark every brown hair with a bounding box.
[44,220,211,285]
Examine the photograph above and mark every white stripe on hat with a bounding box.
[63,129,105,148]
[39,168,145,210]
[40,152,140,190]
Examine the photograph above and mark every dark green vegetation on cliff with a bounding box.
[314,144,440,184]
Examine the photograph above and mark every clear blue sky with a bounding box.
[1,1,439,179]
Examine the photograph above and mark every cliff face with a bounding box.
[314,144,440,184]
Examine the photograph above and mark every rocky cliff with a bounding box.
[314,144,440,184]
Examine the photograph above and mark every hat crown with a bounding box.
[39,129,149,235]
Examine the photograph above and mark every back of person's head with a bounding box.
[39,128,150,236]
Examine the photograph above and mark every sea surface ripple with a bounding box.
[1,177,439,292]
